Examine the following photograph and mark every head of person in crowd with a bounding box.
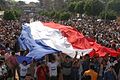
[84,54,90,61]
[24,74,33,80]
[107,66,114,72]
[39,60,46,66]
[101,59,107,66]
[49,54,56,63]
[0,50,5,56]
[109,57,116,62]
[22,60,28,66]
[11,51,15,56]
[65,55,71,62]
[89,64,95,70]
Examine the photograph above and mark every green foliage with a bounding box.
[68,2,76,13]
[3,10,16,20]
[74,1,85,14]
[3,8,22,20]
[84,0,104,16]
[108,0,120,15]
[49,11,56,18]
[53,12,61,20]
[13,8,22,19]
[60,12,71,20]
[99,10,117,20]
[39,11,49,16]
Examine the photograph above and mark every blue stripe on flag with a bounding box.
[17,56,32,64]
[18,23,60,59]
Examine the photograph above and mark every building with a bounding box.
[39,0,65,11]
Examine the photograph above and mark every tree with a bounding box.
[13,8,22,19]
[68,2,76,13]
[60,12,71,20]
[3,8,22,20]
[39,11,49,16]
[74,1,85,14]
[3,10,16,20]
[99,10,117,20]
[49,11,56,18]
[108,0,120,15]
[84,0,104,16]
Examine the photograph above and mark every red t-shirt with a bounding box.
[37,66,48,80]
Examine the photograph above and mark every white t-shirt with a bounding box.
[47,62,59,77]
[19,64,30,77]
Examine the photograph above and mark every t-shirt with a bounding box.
[47,62,59,77]
[19,64,30,77]
[37,66,47,80]
[8,55,18,68]
[84,69,98,80]
[61,61,72,76]
[104,71,116,80]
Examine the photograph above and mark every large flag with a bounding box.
[43,22,119,57]
[19,21,93,59]
[19,21,119,59]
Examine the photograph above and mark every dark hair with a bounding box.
[89,64,94,70]
[11,51,15,55]
[25,74,33,80]
[85,54,90,58]
[81,75,91,80]
[25,73,31,77]
[22,60,27,64]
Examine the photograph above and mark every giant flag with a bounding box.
[43,22,119,57]
[19,21,119,59]
[19,21,93,59]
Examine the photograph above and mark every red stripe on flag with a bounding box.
[43,22,119,57]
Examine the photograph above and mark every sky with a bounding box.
[15,0,39,4]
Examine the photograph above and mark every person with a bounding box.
[71,59,80,80]
[46,54,59,80]
[61,55,72,80]
[118,67,120,80]
[104,66,117,80]
[98,59,107,80]
[60,53,77,80]
[36,61,49,80]
[24,74,34,80]
[19,60,30,80]
[84,64,98,80]
[82,54,90,73]
[7,51,18,80]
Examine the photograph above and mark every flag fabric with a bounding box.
[43,22,119,57]
[19,21,119,59]
[19,21,93,59]
[17,56,32,64]
[18,23,60,59]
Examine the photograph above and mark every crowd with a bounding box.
[0,20,21,52]
[0,14,120,80]
[0,15,120,51]
[0,51,120,80]
[39,15,120,50]
[57,16,120,50]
